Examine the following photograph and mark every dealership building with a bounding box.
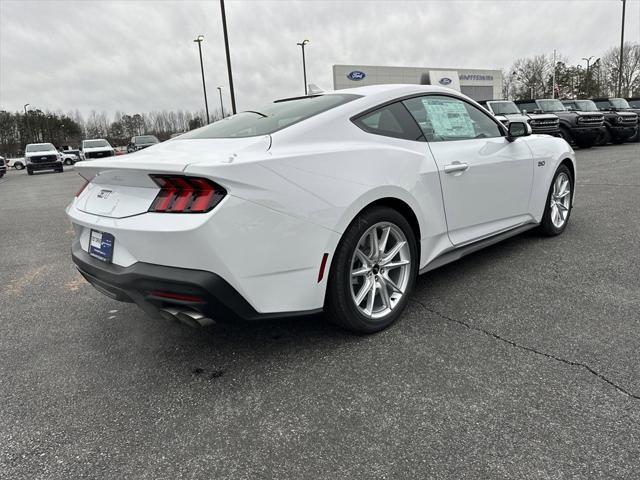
[333,65,503,101]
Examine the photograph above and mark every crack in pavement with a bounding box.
[410,299,640,400]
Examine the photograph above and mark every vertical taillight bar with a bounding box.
[148,175,225,213]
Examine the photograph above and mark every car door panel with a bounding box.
[403,95,534,246]
[427,137,534,245]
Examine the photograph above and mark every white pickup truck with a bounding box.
[24,143,63,175]
[79,139,115,161]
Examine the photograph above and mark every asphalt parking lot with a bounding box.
[1,144,639,479]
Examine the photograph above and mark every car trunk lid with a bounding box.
[74,136,270,218]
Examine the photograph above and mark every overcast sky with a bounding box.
[1,0,638,119]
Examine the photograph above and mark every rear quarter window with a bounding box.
[352,102,424,142]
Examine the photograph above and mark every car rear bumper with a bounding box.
[67,193,340,315]
[72,241,321,321]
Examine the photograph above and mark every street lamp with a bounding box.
[219,0,237,114]
[217,86,225,119]
[23,104,30,143]
[296,39,309,95]
[617,0,626,97]
[193,34,210,124]
[582,56,594,97]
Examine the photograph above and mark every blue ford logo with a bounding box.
[439,77,452,85]
[347,71,366,81]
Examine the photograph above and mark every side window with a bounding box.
[403,96,502,142]
[353,102,424,141]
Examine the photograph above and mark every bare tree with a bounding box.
[600,42,640,97]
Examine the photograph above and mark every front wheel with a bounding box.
[325,206,418,333]
[598,128,611,146]
[539,165,573,236]
[559,127,573,145]
[27,168,33,176]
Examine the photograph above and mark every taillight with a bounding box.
[148,175,226,213]
[75,178,90,197]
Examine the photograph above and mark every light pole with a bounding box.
[23,104,30,143]
[193,35,210,124]
[220,0,237,114]
[582,56,594,97]
[217,86,225,118]
[296,39,309,95]
[617,0,626,97]
[552,49,557,99]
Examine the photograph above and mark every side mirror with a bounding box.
[521,109,527,114]
[507,121,531,141]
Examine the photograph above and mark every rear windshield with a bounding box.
[26,143,55,152]
[135,135,159,144]
[83,140,110,148]
[181,94,361,139]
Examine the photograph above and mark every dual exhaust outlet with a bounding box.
[160,307,215,328]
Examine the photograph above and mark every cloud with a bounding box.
[1,0,638,119]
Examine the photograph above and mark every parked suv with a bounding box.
[0,156,6,178]
[24,143,64,175]
[80,139,115,161]
[514,99,603,148]
[127,135,159,153]
[564,99,637,145]
[479,100,560,136]
[593,97,640,143]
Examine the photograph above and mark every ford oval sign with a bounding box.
[439,77,452,85]
[347,71,366,81]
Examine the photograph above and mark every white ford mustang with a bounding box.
[68,84,575,333]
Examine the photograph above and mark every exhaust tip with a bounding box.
[160,307,215,328]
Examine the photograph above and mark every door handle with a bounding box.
[443,162,469,174]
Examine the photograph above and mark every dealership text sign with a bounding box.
[459,74,494,81]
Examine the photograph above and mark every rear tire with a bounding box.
[15,162,24,170]
[539,165,573,236]
[325,206,418,334]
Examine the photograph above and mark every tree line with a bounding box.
[503,42,640,100]
[0,108,222,157]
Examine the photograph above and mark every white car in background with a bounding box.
[7,157,26,170]
[79,139,115,161]
[68,85,576,334]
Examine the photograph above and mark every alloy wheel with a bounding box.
[550,172,571,228]
[350,222,411,319]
